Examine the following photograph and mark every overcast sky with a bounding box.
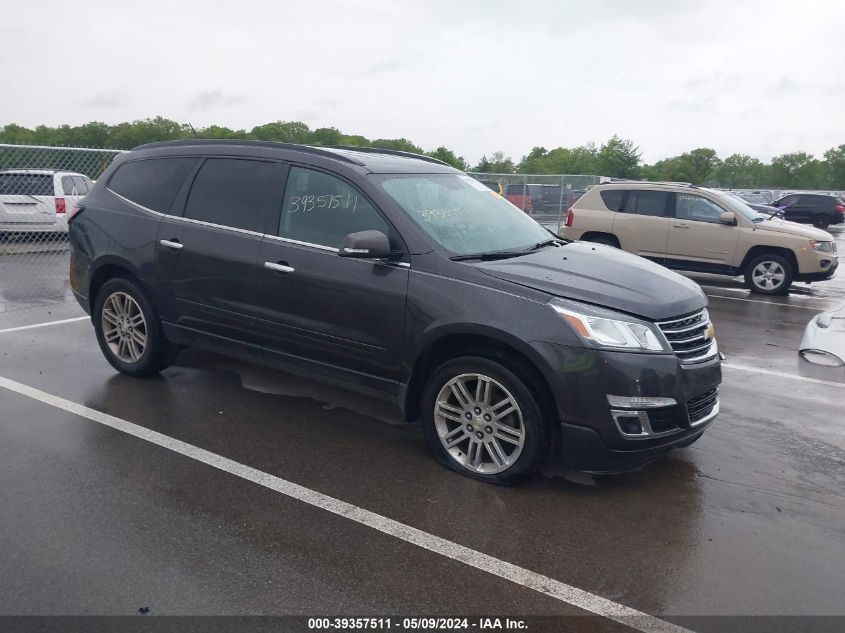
[2,0,843,164]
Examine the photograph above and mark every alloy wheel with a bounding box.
[101,291,147,363]
[751,261,786,292]
[434,373,525,474]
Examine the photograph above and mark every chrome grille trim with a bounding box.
[656,309,718,363]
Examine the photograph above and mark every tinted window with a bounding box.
[675,193,726,223]
[0,173,53,196]
[280,167,389,248]
[184,158,284,233]
[599,189,624,211]
[72,176,90,195]
[61,176,79,195]
[109,157,198,213]
[622,190,668,216]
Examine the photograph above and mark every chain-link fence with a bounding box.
[0,144,125,314]
[466,172,603,231]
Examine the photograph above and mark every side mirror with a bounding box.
[338,230,393,258]
[720,211,737,225]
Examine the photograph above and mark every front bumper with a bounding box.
[529,342,722,472]
[796,259,838,282]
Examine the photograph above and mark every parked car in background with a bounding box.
[477,179,504,195]
[733,190,775,205]
[504,183,532,212]
[724,193,782,217]
[0,169,92,235]
[68,140,722,483]
[527,184,576,215]
[771,193,845,229]
[562,182,838,295]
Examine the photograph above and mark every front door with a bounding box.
[665,192,739,272]
[253,165,409,392]
[155,157,287,353]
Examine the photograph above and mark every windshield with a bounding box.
[379,174,550,255]
[711,190,768,222]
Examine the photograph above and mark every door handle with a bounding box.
[672,224,690,228]
[160,239,183,250]
[264,261,295,274]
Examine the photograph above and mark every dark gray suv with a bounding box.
[68,140,721,484]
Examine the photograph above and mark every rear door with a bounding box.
[0,173,57,228]
[610,189,671,262]
[155,157,287,355]
[665,192,739,272]
[253,165,409,389]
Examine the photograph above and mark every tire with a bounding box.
[583,234,618,248]
[813,215,830,229]
[744,253,793,295]
[421,356,549,484]
[93,277,177,376]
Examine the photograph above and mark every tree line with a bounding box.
[1,118,843,190]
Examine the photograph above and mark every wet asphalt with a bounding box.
[0,227,843,631]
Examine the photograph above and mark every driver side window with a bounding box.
[675,194,725,224]
[280,167,390,248]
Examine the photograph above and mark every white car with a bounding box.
[0,169,93,234]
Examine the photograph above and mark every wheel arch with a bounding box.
[88,256,150,310]
[580,231,620,247]
[401,326,558,430]
[738,246,799,275]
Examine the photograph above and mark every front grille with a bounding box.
[687,388,718,424]
[656,309,717,363]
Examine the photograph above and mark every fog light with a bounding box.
[820,260,831,269]
[617,415,643,435]
[607,395,677,409]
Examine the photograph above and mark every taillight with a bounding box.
[68,204,84,222]
[55,197,66,214]
[565,207,574,227]
[835,204,844,214]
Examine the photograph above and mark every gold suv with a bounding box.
[561,182,838,294]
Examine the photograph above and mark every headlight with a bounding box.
[550,301,670,352]
[810,240,833,253]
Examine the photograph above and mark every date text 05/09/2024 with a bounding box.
[307,617,528,630]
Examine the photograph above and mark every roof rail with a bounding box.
[325,145,450,166]
[606,180,699,188]
[131,139,366,166]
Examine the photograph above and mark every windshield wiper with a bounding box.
[450,251,526,261]
[526,238,565,251]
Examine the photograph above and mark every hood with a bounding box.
[475,242,706,321]
[752,218,833,241]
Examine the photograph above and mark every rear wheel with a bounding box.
[421,356,548,484]
[93,277,177,376]
[744,253,793,295]
[813,214,830,229]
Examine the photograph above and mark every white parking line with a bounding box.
[705,294,824,310]
[723,363,845,388]
[0,316,89,335]
[0,374,692,633]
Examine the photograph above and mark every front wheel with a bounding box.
[421,356,549,484]
[93,277,177,376]
[744,254,793,295]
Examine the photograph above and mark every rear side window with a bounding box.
[108,157,198,213]
[599,189,625,211]
[0,173,54,196]
[280,166,389,248]
[622,190,668,217]
[183,158,285,233]
[71,176,90,195]
[61,175,84,195]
